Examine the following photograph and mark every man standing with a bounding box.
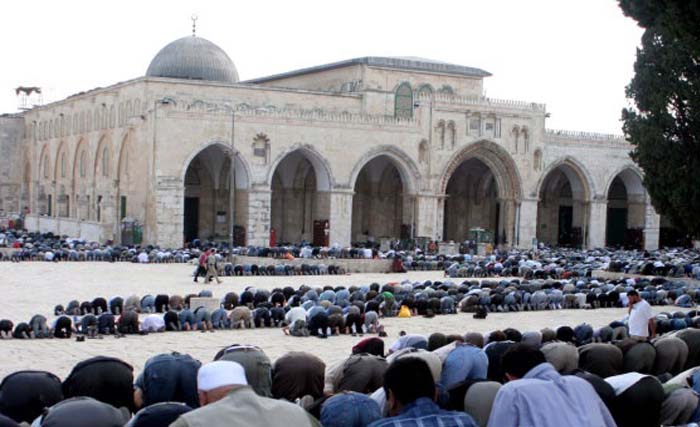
[169,361,320,427]
[627,290,656,340]
[206,249,222,284]
[487,345,615,427]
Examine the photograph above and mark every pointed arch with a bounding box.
[604,165,645,199]
[38,144,51,180]
[534,156,595,201]
[439,140,523,199]
[348,145,421,195]
[180,140,251,190]
[53,140,69,182]
[94,135,112,179]
[266,144,333,191]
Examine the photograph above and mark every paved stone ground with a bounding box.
[0,262,686,380]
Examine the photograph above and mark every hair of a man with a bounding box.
[383,357,435,406]
[501,344,546,379]
[627,290,639,297]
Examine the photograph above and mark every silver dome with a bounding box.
[146,36,239,83]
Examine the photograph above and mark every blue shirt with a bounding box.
[487,363,616,427]
[368,397,476,427]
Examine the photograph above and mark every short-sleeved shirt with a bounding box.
[628,299,653,337]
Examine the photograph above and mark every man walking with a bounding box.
[206,249,222,284]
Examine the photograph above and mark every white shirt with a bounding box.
[137,252,149,263]
[628,299,653,337]
[285,307,307,325]
[141,314,164,332]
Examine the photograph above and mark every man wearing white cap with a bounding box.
[169,361,320,427]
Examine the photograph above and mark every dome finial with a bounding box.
[191,14,198,36]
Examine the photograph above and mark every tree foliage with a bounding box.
[619,0,700,239]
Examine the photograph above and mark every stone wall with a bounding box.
[0,115,23,215]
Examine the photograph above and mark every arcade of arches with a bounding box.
[180,147,657,250]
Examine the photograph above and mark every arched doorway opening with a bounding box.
[536,163,590,247]
[440,142,521,246]
[351,156,408,244]
[183,144,249,245]
[606,168,646,248]
[270,150,332,245]
[443,158,500,243]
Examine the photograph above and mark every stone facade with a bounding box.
[0,38,661,250]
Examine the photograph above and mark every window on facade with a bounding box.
[120,196,127,220]
[469,117,481,134]
[43,154,49,178]
[495,119,502,138]
[80,151,86,177]
[438,84,454,95]
[417,84,433,99]
[47,194,52,217]
[102,147,109,177]
[96,195,102,222]
[60,153,66,178]
[395,83,413,119]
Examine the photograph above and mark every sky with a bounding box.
[0,0,643,135]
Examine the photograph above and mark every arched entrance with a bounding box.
[351,155,408,244]
[440,142,521,245]
[606,168,646,248]
[183,144,249,244]
[444,158,499,242]
[270,149,332,245]
[536,162,591,247]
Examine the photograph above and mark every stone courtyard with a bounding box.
[0,261,679,379]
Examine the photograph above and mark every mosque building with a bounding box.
[0,31,663,250]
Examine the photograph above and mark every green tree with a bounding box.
[619,0,700,239]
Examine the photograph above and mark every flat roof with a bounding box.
[244,56,491,84]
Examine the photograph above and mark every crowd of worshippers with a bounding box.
[3,227,700,278]
[6,316,700,427]
[3,273,700,342]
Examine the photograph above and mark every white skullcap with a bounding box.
[197,361,248,391]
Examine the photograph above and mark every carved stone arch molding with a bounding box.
[348,145,422,194]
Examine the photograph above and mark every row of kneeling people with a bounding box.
[4,326,700,426]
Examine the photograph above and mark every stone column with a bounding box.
[435,195,446,241]
[246,186,272,247]
[588,200,608,249]
[154,175,184,248]
[517,198,538,248]
[414,193,439,239]
[328,189,354,247]
[643,202,661,250]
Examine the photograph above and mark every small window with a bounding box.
[43,154,50,178]
[80,151,86,177]
[102,147,109,177]
[120,196,127,220]
[469,117,481,134]
[495,119,502,138]
[60,153,66,178]
[394,83,413,119]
